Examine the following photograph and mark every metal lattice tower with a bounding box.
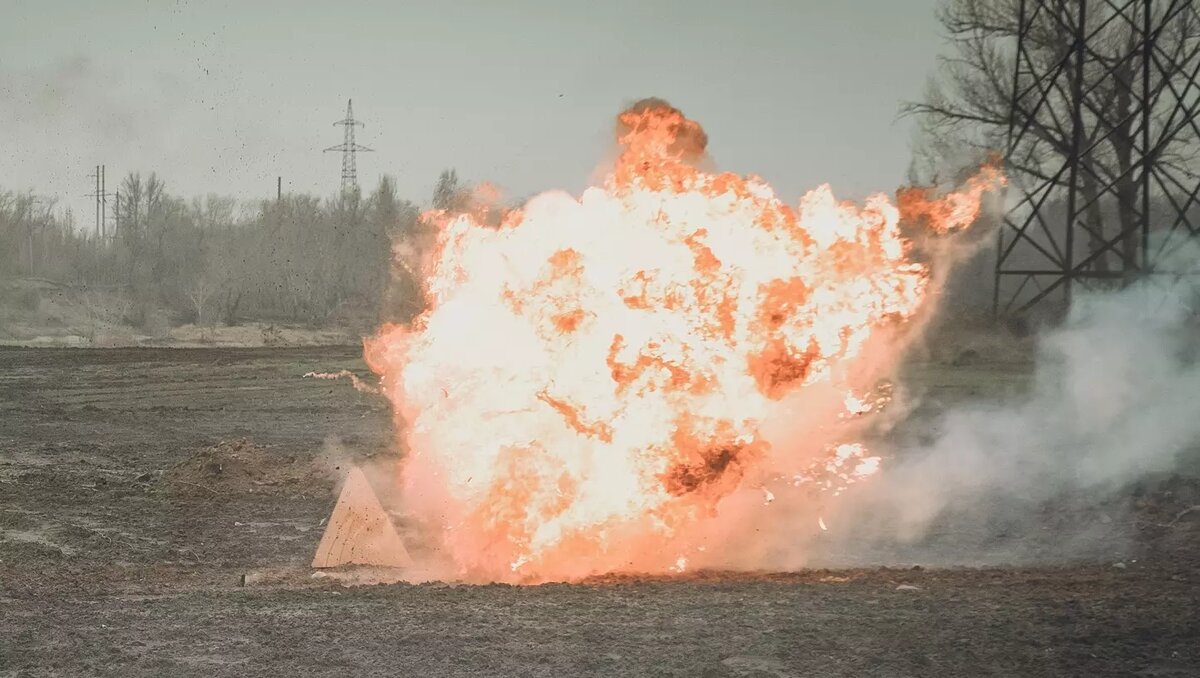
[996,0,1200,315]
[324,99,373,193]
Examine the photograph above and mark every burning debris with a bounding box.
[302,370,381,395]
[359,99,1002,582]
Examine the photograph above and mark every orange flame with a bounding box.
[366,100,1001,582]
[896,161,1005,234]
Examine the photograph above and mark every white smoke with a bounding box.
[828,237,1200,564]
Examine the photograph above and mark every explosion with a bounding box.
[365,99,1002,582]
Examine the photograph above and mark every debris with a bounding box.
[950,348,981,366]
[1112,562,1127,569]
[303,370,380,394]
[896,584,921,591]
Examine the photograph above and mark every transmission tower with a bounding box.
[324,99,373,193]
[995,0,1200,315]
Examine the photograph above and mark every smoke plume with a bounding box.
[826,237,1200,564]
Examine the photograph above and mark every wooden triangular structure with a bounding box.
[312,466,412,568]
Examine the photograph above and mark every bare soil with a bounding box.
[1,346,1197,677]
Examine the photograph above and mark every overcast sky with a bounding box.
[0,0,943,228]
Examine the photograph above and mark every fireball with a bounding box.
[365,99,1001,582]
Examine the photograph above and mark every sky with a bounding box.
[0,0,944,229]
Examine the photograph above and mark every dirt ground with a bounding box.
[1,346,1198,677]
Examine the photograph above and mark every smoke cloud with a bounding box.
[826,237,1200,565]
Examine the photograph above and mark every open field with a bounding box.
[2,346,1198,677]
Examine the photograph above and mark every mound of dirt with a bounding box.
[165,439,334,497]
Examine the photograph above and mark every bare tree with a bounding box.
[432,168,468,212]
[186,272,216,329]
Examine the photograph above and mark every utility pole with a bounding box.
[87,165,100,238]
[85,165,117,241]
[23,197,46,276]
[101,165,107,240]
[323,99,373,194]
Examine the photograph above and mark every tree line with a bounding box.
[1,170,474,330]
